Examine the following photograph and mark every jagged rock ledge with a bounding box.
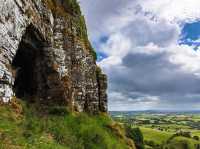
[0,0,107,113]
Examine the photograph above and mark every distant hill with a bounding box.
[110,110,200,117]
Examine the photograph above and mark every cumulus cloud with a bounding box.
[80,0,137,40]
[108,92,160,111]
[80,0,200,111]
[140,0,200,23]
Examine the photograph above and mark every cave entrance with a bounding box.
[12,25,45,99]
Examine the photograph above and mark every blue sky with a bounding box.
[80,0,200,111]
[98,21,200,61]
[180,21,200,50]
[182,21,200,41]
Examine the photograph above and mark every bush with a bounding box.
[48,106,69,116]
[193,136,199,141]
[125,126,145,149]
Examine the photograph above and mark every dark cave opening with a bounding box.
[12,26,44,99]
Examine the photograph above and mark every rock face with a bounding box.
[0,0,107,113]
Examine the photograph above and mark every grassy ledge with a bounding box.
[0,99,135,149]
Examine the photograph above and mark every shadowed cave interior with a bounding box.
[12,26,45,99]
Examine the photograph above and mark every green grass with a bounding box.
[140,127,200,149]
[140,127,173,144]
[0,100,134,149]
[164,136,200,149]
[191,130,200,137]
[143,123,200,139]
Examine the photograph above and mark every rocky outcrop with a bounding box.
[0,0,107,113]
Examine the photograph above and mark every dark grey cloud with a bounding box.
[107,51,200,110]
[80,0,200,111]
[122,53,200,94]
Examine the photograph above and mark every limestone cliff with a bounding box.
[0,0,107,113]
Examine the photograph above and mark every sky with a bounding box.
[79,0,200,111]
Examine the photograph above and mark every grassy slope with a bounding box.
[141,127,200,149]
[165,137,200,149]
[0,100,135,149]
[144,123,200,136]
[141,127,172,144]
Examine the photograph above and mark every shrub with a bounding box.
[145,140,156,147]
[125,126,145,149]
[193,136,199,141]
[48,106,69,116]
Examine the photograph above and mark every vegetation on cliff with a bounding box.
[0,99,135,149]
[44,0,97,60]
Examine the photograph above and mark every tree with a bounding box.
[193,136,199,141]
[125,126,145,149]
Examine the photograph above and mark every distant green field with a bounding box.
[140,127,172,144]
[142,124,200,137]
[111,112,200,148]
[191,130,200,137]
[164,136,200,149]
[141,127,200,149]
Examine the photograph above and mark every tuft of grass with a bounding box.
[63,0,82,16]
[44,0,81,16]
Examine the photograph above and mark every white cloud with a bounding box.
[80,0,200,111]
[140,0,200,23]
[100,33,132,57]
[168,45,200,76]
[108,91,160,111]
[98,56,122,68]
[80,0,137,40]
[80,0,200,40]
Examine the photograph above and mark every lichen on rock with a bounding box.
[0,0,107,113]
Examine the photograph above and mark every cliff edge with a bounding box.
[0,0,107,113]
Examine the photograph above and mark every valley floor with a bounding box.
[111,111,200,149]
